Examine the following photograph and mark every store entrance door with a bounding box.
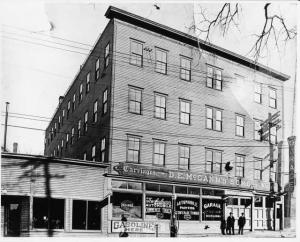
[5,203,21,237]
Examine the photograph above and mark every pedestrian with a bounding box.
[238,213,246,235]
[119,214,128,237]
[220,216,226,235]
[226,212,235,235]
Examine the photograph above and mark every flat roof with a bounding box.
[1,152,109,168]
[105,6,290,81]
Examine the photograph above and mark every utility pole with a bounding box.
[260,111,281,231]
[3,102,10,151]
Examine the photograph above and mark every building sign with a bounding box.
[112,192,142,219]
[113,163,270,191]
[202,199,222,221]
[111,221,156,233]
[175,197,199,220]
[145,196,171,220]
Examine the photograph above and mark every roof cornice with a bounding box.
[105,6,289,81]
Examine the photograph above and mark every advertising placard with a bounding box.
[202,198,222,221]
[175,197,200,220]
[145,195,171,220]
[111,221,156,233]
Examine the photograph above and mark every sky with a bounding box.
[0,1,297,156]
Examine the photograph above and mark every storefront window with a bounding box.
[146,183,172,193]
[176,197,200,220]
[188,187,200,195]
[112,180,142,190]
[202,189,224,196]
[33,197,64,229]
[145,195,172,220]
[112,192,142,219]
[240,198,252,207]
[175,186,187,194]
[202,198,222,221]
[254,196,263,207]
[266,197,274,208]
[72,200,101,230]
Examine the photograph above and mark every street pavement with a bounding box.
[177,229,296,238]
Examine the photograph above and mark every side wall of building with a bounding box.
[110,19,284,183]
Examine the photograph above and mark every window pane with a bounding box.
[160,184,173,193]
[146,183,159,191]
[72,200,86,230]
[128,182,142,190]
[175,186,188,194]
[112,192,142,219]
[112,180,128,189]
[206,108,213,118]
[50,199,64,229]
[87,201,101,230]
[33,198,48,229]
[216,110,222,120]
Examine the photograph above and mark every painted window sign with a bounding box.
[175,197,200,221]
[112,192,142,219]
[202,198,222,221]
[145,195,171,220]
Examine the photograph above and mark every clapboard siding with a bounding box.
[44,19,114,163]
[109,19,284,182]
[2,157,107,200]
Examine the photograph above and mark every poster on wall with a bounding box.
[112,192,142,219]
[202,198,222,221]
[145,195,171,220]
[175,197,200,220]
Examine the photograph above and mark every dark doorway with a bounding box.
[6,203,21,236]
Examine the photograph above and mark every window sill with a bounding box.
[179,122,191,126]
[31,228,65,232]
[129,62,143,68]
[180,78,191,82]
[235,135,245,138]
[70,229,102,233]
[129,111,142,115]
[155,70,167,75]
[154,116,167,121]
[206,128,223,132]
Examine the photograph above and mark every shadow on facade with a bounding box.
[2,157,65,237]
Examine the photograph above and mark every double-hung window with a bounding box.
[129,87,142,114]
[254,83,262,103]
[66,133,69,149]
[180,56,191,81]
[67,101,71,119]
[95,58,100,80]
[72,93,76,112]
[270,126,277,144]
[205,149,222,174]
[54,123,57,137]
[79,83,83,103]
[154,93,166,119]
[179,99,191,125]
[206,106,222,131]
[254,157,263,180]
[269,88,277,108]
[235,154,245,177]
[84,111,88,135]
[103,89,108,115]
[130,39,143,67]
[206,65,222,90]
[93,101,98,123]
[71,128,75,144]
[78,120,81,139]
[60,140,64,154]
[254,119,262,141]
[179,144,190,170]
[91,145,96,161]
[155,48,167,74]
[127,136,140,163]
[236,114,245,137]
[153,140,166,166]
[100,137,106,162]
[58,116,61,130]
[104,43,110,68]
[270,163,277,182]
[86,72,90,94]
[62,109,65,125]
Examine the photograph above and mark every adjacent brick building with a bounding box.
[43,6,289,236]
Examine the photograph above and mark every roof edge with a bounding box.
[105,6,290,82]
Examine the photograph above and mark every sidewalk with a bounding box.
[177,229,296,238]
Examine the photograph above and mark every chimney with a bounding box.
[13,142,18,153]
[59,96,64,104]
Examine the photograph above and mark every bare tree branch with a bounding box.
[194,3,296,62]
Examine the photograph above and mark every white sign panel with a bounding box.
[111,221,156,233]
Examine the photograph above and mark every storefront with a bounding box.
[1,154,284,237]
[107,162,284,236]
